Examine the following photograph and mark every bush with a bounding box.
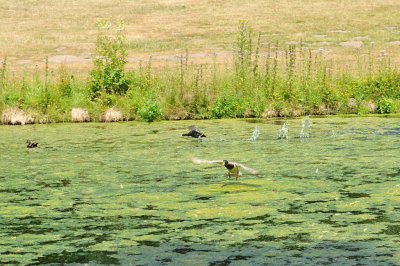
[3,91,19,106]
[210,93,245,118]
[377,97,394,113]
[138,98,163,122]
[90,19,129,98]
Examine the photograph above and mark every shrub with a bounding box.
[90,19,129,98]
[377,97,394,113]
[210,93,246,118]
[234,19,253,85]
[138,98,163,122]
[3,91,19,106]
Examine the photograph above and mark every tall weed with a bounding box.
[90,19,129,98]
[2,21,400,123]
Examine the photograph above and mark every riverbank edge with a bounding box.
[1,104,399,125]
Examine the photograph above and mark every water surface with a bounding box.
[1,116,400,264]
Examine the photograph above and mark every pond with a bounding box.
[1,116,400,265]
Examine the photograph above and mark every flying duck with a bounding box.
[26,140,39,148]
[191,157,260,180]
[182,125,206,139]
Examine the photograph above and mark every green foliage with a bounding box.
[356,104,369,115]
[57,67,74,97]
[210,93,246,118]
[90,19,129,98]
[377,97,394,113]
[233,19,259,90]
[138,94,163,122]
[3,91,19,106]
[3,21,400,123]
[235,20,252,76]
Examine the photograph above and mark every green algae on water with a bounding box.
[1,117,400,264]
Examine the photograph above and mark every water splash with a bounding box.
[327,118,337,138]
[249,126,260,141]
[277,122,290,139]
[300,116,312,140]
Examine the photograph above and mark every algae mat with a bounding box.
[0,116,400,264]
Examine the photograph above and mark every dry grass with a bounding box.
[71,107,90,122]
[99,107,122,122]
[1,107,34,125]
[364,100,377,113]
[1,0,400,72]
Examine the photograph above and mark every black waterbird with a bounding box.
[26,140,39,148]
[182,125,206,139]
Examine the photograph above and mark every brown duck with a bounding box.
[26,140,39,148]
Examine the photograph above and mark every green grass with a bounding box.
[1,18,400,123]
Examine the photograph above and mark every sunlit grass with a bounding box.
[1,0,400,70]
[1,1,400,122]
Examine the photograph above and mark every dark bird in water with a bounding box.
[182,125,206,139]
[191,157,260,180]
[26,140,39,148]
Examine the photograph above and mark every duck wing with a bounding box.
[191,157,223,164]
[182,130,196,137]
[189,126,206,137]
[182,126,205,138]
[234,162,261,174]
[191,158,260,174]
[188,125,201,132]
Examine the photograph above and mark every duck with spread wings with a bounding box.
[181,125,206,139]
[191,157,260,180]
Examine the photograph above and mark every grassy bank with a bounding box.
[1,20,400,124]
[2,0,400,70]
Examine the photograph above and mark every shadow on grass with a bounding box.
[221,182,262,188]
